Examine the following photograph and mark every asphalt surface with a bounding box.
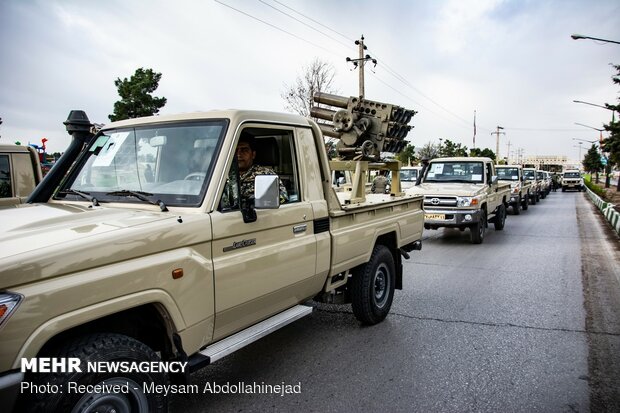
[171,190,620,413]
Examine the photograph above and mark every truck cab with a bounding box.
[495,164,531,214]
[411,157,510,244]
[0,144,43,207]
[399,166,422,190]
[562,169,584,191]
[522,167,541,204]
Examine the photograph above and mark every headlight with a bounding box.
[457,196,478,207]
[0,293,23,330]
[511,183,521,194]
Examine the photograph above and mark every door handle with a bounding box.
[293,224,307,234]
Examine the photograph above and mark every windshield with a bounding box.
[424,161,484,183]
[496,167,519,181]
[57,120,226,207]
[400,169,418,182]
[537,171,544,179]
[564,172,581,178]
[523,170,536,180]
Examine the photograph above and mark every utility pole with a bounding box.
[491,126,505,160]
[506,141,512,163]
[346,35,377,99]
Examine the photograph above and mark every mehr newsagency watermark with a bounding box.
[19,357,302,397]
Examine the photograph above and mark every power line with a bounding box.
[270,0,354,43]
[258,0,352,50]
[214,0,340,57]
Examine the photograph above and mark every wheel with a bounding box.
[513,195,521,215]
[562,187,566,192]
[351,245,395,325]
[522,193,529,211]
[470,211,486,244]
[25,334,168,413]
[494,204,506,230]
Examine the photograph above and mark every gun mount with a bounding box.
[311,92,417,161]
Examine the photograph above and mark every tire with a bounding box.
[562,187,566,192]
[522,193,529,211]
[494,203,506,230]
[513,195,521,215]
[351,245,396,325]
[25,334,168,413]
[470,211,486,244]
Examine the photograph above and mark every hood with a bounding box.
[414,182,487,197]
[0,203,210,288]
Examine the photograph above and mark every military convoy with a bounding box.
[0,91,569,411]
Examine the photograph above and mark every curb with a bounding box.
[584,186,620,236]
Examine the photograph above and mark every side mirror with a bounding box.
[521,176,526,182]
[254,175,280,210]
[490,176,498,185]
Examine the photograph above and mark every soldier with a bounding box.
[222,134,287,210]
[371,170,389,194]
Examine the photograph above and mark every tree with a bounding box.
[417,142,440,160]
[396,144,416,166]
[582,144,603,176]
[439,139,468,157]
[109,68,167,122]
[602,64,620,189]
[281,58,337,118]
[469,147,496,160]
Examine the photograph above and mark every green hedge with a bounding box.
[584,175,607,198]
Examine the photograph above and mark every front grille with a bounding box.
[424,196,457,207]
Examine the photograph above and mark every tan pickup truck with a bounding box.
[0,110,423,413]
[410,157,510,244]
[495,164,532,214]
[0,144,42,207]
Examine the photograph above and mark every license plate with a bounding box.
[425,213,445,220]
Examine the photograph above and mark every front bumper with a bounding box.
[423,208,481,227]
[0,370,24,413]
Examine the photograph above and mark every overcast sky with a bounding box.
[1,0,619,161]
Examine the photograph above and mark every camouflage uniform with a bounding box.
[371,175,388,194]
[222,164,288,210]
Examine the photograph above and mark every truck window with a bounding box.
[497,168,519,180]
[220,128,300,212]
[0,155,11,197]
[424,161,484,183]
[58,121,226,207]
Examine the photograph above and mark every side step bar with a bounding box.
[193,305,313,367]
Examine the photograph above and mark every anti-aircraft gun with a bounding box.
[310,92,417,203]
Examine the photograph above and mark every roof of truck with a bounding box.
[102,110,313,130]
[0,144,32,153]
[430,157,492,162]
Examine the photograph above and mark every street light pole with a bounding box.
[574,123,612,188]
[571,34,620,45]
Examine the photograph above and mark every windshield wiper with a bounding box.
[106,190,168,212]
[58,189,100,207]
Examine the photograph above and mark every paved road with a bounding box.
[172,191,620,412]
